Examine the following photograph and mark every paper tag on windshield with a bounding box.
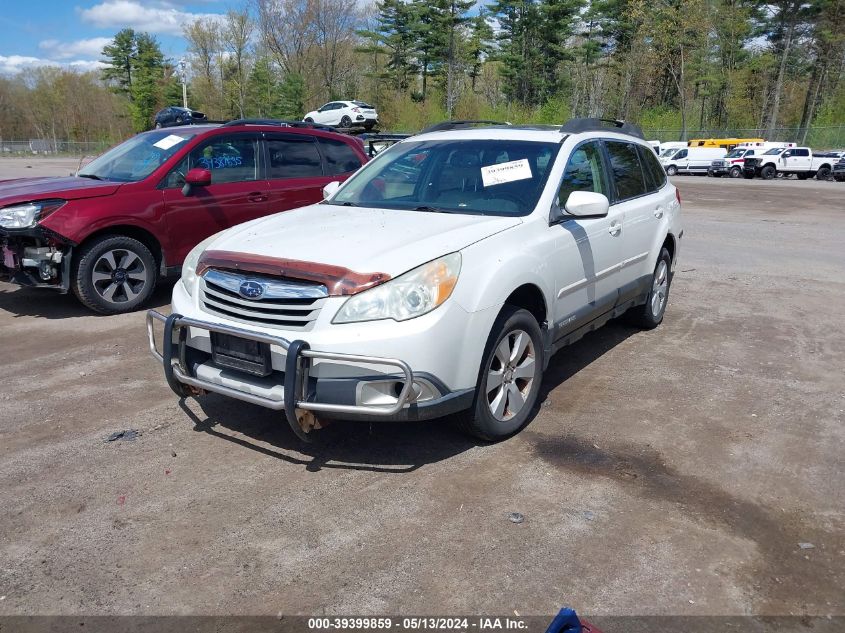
[153,134,185,150]
[481,158,532,187]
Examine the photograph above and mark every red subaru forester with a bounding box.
[0,120,368,313]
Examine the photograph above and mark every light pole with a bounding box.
[178,58,188,108]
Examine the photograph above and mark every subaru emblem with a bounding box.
[239,280,264,299]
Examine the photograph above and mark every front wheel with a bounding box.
[455,306,544,441]
[730,166,742,178]
[761,165,776,180]
[627,248,672,330]
[154,122,163,129]
[304,117,313,123]
[72,235,157,314]
[666,165,678,176]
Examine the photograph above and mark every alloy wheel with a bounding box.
[486,329,536,422]
[91,248,148,304]
[651,259,669,317]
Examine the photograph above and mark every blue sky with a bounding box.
[0,0,230,75]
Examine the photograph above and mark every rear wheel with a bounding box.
[627,248,672,330]
[761,165,776,180]
[339,115,352,128]
[729,166,742,178]
[816,166,831,180]
[72,235,157,314]
[454,306,544,441]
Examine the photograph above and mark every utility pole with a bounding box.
[178,58,188,108]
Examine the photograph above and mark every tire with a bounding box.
[816,166,831,180]
[666,165,678,176]
[729,166,742,178]
[304,117,313,123]
[154,122,162,129]
[626,248,672,330]
[72,235,157,314]
[175,116,183,125]
[454,306,544,441]
[339,115,352,128]
[761,165,776,180]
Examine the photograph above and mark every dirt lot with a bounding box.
[0,163,843,621]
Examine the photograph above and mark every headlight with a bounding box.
[0,200,64,229]
[333,253,461,324]
[181,233,221,296]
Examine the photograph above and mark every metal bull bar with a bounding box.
[146,310,415,441]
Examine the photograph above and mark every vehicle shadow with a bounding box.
[0,280,173,319]
[538,317,639,403]
[181,396,479,473]
[179,317,639,473]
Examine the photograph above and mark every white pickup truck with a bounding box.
[742,147,837,180]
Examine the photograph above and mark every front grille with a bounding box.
[200,269,328,331]
[712,160,725,167]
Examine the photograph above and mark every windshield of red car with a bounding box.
[78,130,199,182]
[327,139,560,216]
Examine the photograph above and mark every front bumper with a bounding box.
[147,310,472,439]
[0,226,73,291]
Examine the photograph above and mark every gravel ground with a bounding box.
[0,163,843,621]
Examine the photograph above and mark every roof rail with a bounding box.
[559,118,645,140]
[419,120,510,134]
[222,118,337,132]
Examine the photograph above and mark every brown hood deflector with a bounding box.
[196,250,391,296]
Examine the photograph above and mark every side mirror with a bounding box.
[782,152,791,158]
[182,168,212,196]
[322,181,341,199]
[564,191,609,217]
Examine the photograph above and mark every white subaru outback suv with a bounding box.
[147,118,682,441]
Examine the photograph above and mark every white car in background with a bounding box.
[148,119,682,442]
[304,100,379,129]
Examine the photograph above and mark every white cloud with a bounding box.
[39,37,113,60]
[0,54,106,75]
[79,0,224,36]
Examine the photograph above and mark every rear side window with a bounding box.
[266,136,323,178]
[557,141,607,206]
[637,144,667,192]
[605,141,648,201]
[317,137,363,175]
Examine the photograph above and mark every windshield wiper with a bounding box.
[413,205,449,213]
[77,173,103,180]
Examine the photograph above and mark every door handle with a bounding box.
[248,192,268,202]
[654,207,664,219]
[608,222,622,236]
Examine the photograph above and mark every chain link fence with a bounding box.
[0,139,113,156]
[642,125,845,149]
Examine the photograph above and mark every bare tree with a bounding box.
[223,10,255,118]
[312,0,360,98]
[254,0,315,76]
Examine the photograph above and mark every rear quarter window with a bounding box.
[637,144,667,191]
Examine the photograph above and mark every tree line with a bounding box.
[0,0,843,146]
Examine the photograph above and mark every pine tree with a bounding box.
[101,28,137,100]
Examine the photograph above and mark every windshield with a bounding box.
[726,149,746,158]
[327,139,560,216]
[659,148,680,158]
[78,129,198,182]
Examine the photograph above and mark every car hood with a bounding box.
[0,177,121,206]
[208,203,522,277]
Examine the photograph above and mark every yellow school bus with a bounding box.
[687,138,765,150]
